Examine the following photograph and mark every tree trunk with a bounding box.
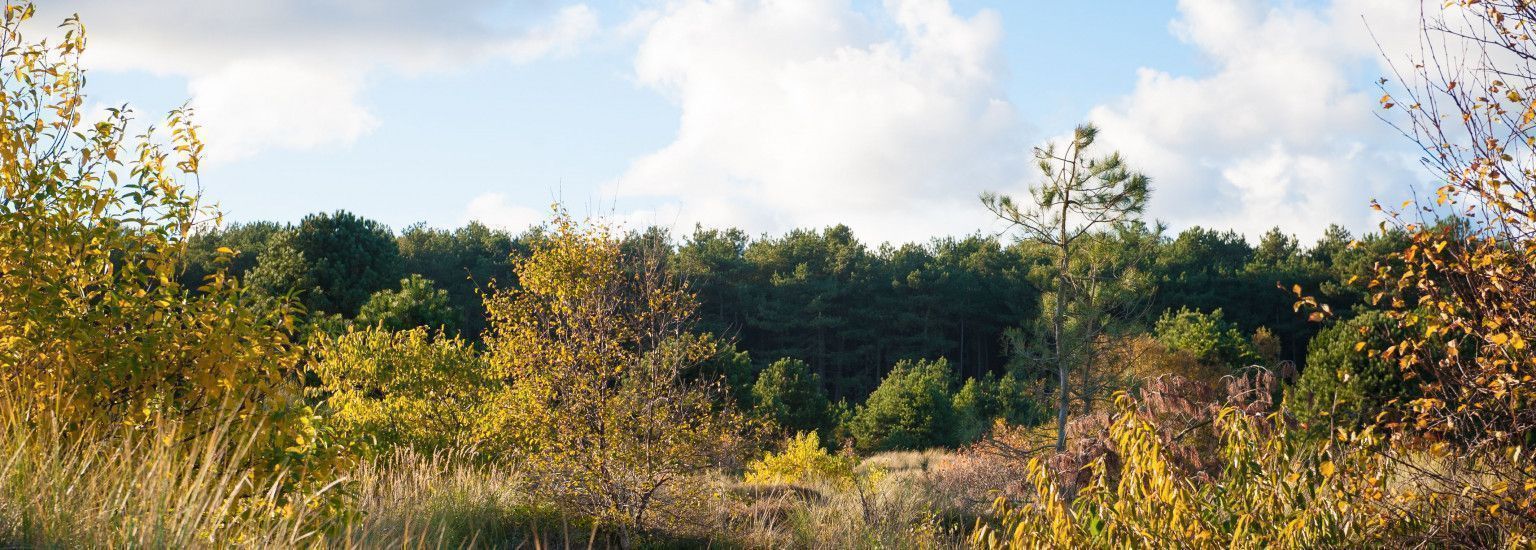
[1055,181,1072,453]
[1054,260,1069,452]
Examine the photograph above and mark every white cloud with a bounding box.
[43,1,599,162]
[611,0,1026,245]
[1087,0,1424,241]
[465,192,544,232]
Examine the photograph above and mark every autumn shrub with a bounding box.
[309,326,494,453]
[927,435,1032,513]
[482,209,747,546]
[744,432,857,487]
[0,2,344,493]
[970,394,1402,549]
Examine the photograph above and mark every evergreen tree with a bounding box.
[849,358,959,453]
[751,357,832,437]
[248,210,400,316]
[356,275,460,334]
[983,124,1151,451]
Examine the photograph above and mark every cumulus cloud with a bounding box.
[611,0,1026,245]
[42,1,598,162]
[1087,0,1424,241]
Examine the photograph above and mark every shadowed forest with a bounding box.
[4,1,1536,548]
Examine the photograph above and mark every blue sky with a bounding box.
[47,0,1418,244]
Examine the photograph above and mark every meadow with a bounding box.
[3,1,1536,548]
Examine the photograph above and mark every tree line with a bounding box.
[181,208,1405,402]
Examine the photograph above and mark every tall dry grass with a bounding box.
[0,386,987,549]
[0,398,344,547]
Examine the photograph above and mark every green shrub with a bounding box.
[1154,307,1261,368]
[849,358,959,453]
[752,358,832,436]
[953,373,1047,443]
[1289,310,1417,431]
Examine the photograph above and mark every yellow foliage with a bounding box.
[482,207,746,537]
[0,2,317,458]
[745,431,857,487]
[971,394,1403,549]
[310,326,495,452]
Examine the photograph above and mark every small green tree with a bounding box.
[953,373,1046,443]
[751,357,831,436]
[849,358,959,453]
[1154,307,1260,369]
[983,124,1151,451]
[355,275,460,333]
[247,210,400,316]
[1289,310,1417,431]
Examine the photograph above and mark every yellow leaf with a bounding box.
[1320,461,1336,478]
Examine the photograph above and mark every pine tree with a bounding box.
[982,124,1150,451]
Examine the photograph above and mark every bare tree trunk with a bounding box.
[1055,184,1072,452]
[1054,255,1069,452]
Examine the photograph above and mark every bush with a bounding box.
[744,432,856,487]
[751,358,832,436]
[310,327,494,452]
[0,4,323,469]
[1154,308,1260,369]
[1288,310,1416,431]
[952,373,1047,444]
[849,358,959,453]
[971,395,1399,549]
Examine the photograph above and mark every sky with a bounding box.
[40,0,1425,245]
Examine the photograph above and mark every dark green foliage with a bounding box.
[953,373,1047,443]
[694,339,757,408]
[849,358,959,453]
[677,225,1036,400]
[356,275,461,334]
[397,222,525,337]
[179,221,286,289]
[1154,307,1261,369]
[751,358,832,436]
[1290,310,1418,430]
[248,211,401,316]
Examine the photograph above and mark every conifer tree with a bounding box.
[982,124,1150,451]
